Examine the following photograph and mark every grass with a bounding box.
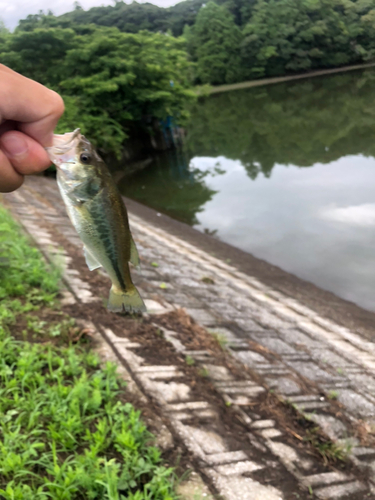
[0,335,176,499]
[198,366,209,378]
[0,205,60,327]
[185,355,195,366]
[0,204,177,500]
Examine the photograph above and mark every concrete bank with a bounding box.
[200,62,375,95]
[3,176,375,499]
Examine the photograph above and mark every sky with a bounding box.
[190,154,375,312]
[0,0,182,30]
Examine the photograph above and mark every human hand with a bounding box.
[0,64,64,193]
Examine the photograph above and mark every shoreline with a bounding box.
[198,61,375,95]
[124,194,375,342]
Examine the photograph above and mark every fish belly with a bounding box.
[58,181,129,290]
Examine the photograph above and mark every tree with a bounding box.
[240,0,374,79]
[216,0,257,27]
[355,1,375,60]
[0,25,195,156]
[0,28,76,86]
[0,18,8,34]
[166,0,204,35]
[192,2,244,84]
[60,27,195,121]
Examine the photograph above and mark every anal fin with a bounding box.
[83,246,101,271]
[130,233,141,270]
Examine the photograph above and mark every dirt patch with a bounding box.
[152,313,351,464]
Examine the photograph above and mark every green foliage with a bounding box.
[16,1,205,37]
[9,0,375,89]
[0,25,195,157]
[241,0,375,78]
[0,206,60,326]
[1,28,76,86]
[61,28,195,123]
[166,0,205,36]
[0,336,176,499]
[0,17,8,34]
[59,2,170,34]
[0,205,177,498]
[217,0,257,27]
[55,94,128,158]
[191,2,244,84]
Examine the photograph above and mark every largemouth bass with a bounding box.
[46,129,146,314]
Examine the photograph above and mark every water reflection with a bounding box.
[118,149,217,225]
[119,69,375,311]
[187,69,375,178]
[191,154,375,311]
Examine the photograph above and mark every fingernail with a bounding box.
[1,134,28,157]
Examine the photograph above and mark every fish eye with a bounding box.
[80,153,91,164]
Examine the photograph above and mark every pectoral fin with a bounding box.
[130,234,141,270]
[83,246,101,271]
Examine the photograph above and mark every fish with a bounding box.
[46,128,146,314]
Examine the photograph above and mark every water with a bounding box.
[118,69,375,311]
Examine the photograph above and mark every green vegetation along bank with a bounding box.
[0,203,177,500]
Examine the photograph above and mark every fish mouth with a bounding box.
[46,128,82,167]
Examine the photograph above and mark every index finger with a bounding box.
[0,64,65,147]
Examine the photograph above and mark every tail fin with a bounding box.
[107,284,146,314]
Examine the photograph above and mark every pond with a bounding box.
[118,69,375,312]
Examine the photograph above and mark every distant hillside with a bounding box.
[17,0,206,37]
[13,0,375,88]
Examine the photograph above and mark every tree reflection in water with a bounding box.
[186,69,375,179]
[119,69,375,223]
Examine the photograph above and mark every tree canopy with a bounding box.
[10,0,375,87]
[0,25,195,156]
[241,0,375,78]
[187,2,244,85]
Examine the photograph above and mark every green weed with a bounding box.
[0,333,177,499]
[0,205,177,499]
[208,330,228,349]
[304,427,350,464]
[185,355,195,366]
[327,390,339,400]
[0,206,60,327]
